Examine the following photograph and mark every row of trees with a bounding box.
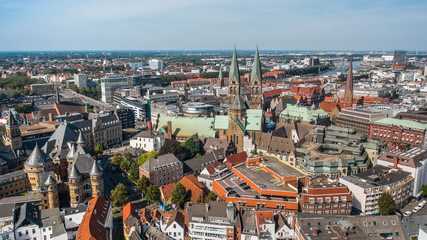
[111,152,139,182]
[0,76,45,91]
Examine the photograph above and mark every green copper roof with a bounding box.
[229,46,240,85]
[235,119,246,133]
[250,46,262,84]
[374,118,427,131]
[157,116,216,138]
[214,115,229,129]
[279,104,329,123]
[246,109,263,131]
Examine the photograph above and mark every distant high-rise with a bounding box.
[101,74,129,103]
[74,74,87,88]
[394,50,407,66]
[149,59,163,70]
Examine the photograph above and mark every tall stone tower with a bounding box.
[24,144,49,190]
[219,66,224,88]
[249,46,263,110]
[228,46,241,104]
[45,175,59,209]
[90,161,104,198]
[68,163,83,207]
[344,59,354,104]
[4,112,22,149]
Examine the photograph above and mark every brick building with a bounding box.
[369,118,427,148]
[300,175,353,215]
[139,154,183,186]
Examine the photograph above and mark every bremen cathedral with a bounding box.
[215,46,264,152]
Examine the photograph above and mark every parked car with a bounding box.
[225,187,233,192]
[231,176,239,181]
[403,211,412,217]
[243,185,251,190]
[228,190,237,195]
[413,206,421,213]
[258,183,266,188]
[239,182,247,187]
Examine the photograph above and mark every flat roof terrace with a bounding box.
[301,142,355,162]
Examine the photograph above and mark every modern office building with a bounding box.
[335,105,390,135]
[114,107,136,129]
[377,147,427,198]
[74,74,87,88]
[339,165,413,215]
[394,50,407,66]
[120,97,149,122]
[101,74,129,103]
[182,101,215,117]
[149,59,163,70]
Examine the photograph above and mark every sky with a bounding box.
[0,0,426,51]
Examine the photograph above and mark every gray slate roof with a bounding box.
[25,144,52,167]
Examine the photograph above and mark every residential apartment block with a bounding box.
[139,154,183,186]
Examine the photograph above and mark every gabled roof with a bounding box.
[42,123,78,154]
[14,203,41,229]
[123,202,138,225]
[214,115,229,130]
[226,151,248,166]
[165,211,185,229]
[76,196,111,240]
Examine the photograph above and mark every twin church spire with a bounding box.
[226,45,263,110]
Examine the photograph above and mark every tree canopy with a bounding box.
[14,105,34,114]
[137,150,159,166]
[422,185,427,197]
[159,140,187,161]
[181,138,202,159]
[378,192,397,215]
[110,183,129,207]
[137,176,150,194]
[207,192,217,201]
[145,185,160,202]
[92,144,103,160]
[171,183,187,208]
[128,162,139,182]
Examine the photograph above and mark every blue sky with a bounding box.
[0,0,426,51]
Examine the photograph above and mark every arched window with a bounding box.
[236,135,239,144]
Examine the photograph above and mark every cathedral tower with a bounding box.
[4,112,22,149]
[228,46,241,104]
[90,161,104,198]
[249,46,263,109]
[344,59,354,104]
[218,66,224,88]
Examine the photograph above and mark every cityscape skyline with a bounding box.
[1,0,426,51]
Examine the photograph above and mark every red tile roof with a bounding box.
[76,196,111,240]
[226,151,248,166]
[179,175,205,203]
[123,202,137,224]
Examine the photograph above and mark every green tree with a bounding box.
[146,185,160,202]
[378,192,397,215]
[137,176,150,194]
[137,150,159,165]
[110,183,129,207]
[120,156,132,172]
[128,162,139,182]
[0,93,7,100]
[207,192,217,201]
[250,149,259,155]
[111,153,122,166]
[92,144,103,160]
[422,185,427,197]
[159,140,187,161]
[181,138,201,159]
[171,183,187,208]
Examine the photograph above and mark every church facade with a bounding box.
[214,47,264,152]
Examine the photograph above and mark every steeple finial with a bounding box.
[229,45,240,86]
[344,58,354,104]
[218,65,224,88]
